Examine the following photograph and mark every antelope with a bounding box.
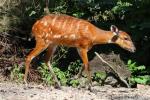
[24,14,136,89]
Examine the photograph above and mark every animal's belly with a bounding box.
[52,37,92,48]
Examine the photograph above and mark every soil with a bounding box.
[0,81,150,100]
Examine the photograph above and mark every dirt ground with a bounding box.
[0,81,150,100]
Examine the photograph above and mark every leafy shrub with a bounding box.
[10,64,24,82]
[93,71,107,85]
[127,59,146,75]
[66,60,82,78]
[127,60,150,85]
[68,79,80,87]
[38,60,82,87]
[38,63,54,85]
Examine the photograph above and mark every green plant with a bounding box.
[53,66,68,86]
[65,60,82,87]
[10,64,24,82]
[93,71,107,85]
[38,63,54,85]
[127,59,146,74]
[127,60,150,85]
[69,79,80,87]
[129,75,150,85]
[52,46,68,62]
[111,1,132,14]
[38,59,82,87]
[38,62,68,86]
[66,60,82,78]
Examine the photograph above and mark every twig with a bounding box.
[94,52,130,88]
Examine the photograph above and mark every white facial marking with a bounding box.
[108,39,112,43]
[113,32,117,35]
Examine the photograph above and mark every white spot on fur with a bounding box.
[57,22,61,29]
[69,20,75,32]
[53,35,61,38]
[62,20,67,29]
[45,33,49,38]
[40,20,44,24]
[85,25,89,33]
[52,16,58,26]
[64,35,68,38]
[42,32,45,36]
[46,40,51,43]
[76,21,81,33]
[69,34,76,39]
[44,21,48,26]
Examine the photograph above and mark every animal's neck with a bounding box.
[93,27,114,45]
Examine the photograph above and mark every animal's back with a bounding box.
[32,14,96,47]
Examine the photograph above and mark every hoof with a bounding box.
[54,82,61,89]
[55,86,61,90]
[23,79,28,87]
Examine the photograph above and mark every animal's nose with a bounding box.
[131,45,136,53]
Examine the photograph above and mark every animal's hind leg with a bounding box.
[24,40,48,86]
[44,45,61,89]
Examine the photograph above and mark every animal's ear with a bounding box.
[110,25,119,34]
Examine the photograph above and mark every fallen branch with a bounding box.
[94,52,130,88]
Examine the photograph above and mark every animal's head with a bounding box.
[110,25,136,52]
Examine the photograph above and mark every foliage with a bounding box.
[38,60,81,87]
[38,63,54,85]
[10,64,24,82]
[129,75,150,85]
[52,46,68,62]
[68,79,80,87]
[111,1,132,14]
[93,71,107,85]
[127,59,146,75]
[66,60,82,78]
[127,60,150,85]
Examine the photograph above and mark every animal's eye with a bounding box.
[124,37,129,40]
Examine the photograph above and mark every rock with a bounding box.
[89,52,131,87]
